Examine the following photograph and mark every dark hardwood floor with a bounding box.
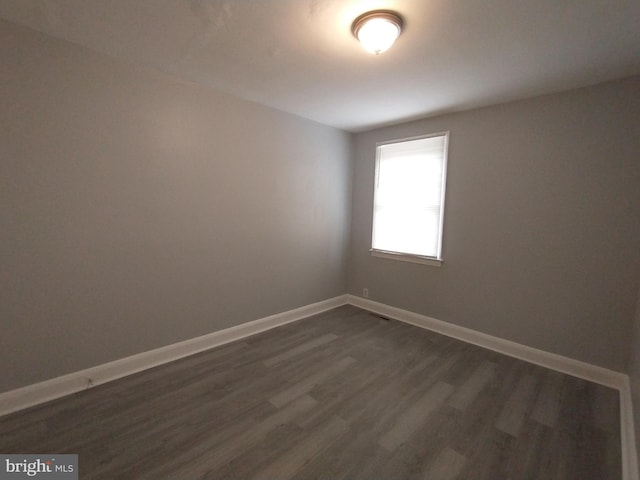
[0,305,621,479]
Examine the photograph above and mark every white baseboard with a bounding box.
[1,293,636,479]
[621,378,640,480]
[346,295,625,388]
[0,295,348,417]
[345,294,637,480]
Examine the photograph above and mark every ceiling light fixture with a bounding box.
[351,10,404,55]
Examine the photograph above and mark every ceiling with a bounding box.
[1,0,639,132]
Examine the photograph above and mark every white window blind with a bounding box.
[372,133,449,261]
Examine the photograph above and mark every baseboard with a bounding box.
[621,378,640,480]
[346,295,625,388]
[2,293,636,479]
[0,295,348,417]
[346,294,638,480]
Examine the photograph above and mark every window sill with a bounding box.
[370,249,443,267]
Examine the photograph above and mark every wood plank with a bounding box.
[448,360,496,411]
[495,374,537,437]
[379,381,454,451]
[0,306,622,479]
[422,447,467,480]
[530,369,564,427]
[268,356,356,408]
[262,333,338,367]
[251,415,348,480]
[140,395,318,479]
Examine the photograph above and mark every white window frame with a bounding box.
[370,132,449,267]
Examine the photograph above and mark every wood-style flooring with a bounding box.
[0,305,621,479]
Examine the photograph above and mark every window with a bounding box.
[371,132,449,266]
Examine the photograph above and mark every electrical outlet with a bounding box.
[363,288,369,298]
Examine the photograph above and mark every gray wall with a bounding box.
[348,76,640,372]
[2,15,639,397]
[0,19,352,393]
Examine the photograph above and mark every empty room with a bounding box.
[1,1,639,479]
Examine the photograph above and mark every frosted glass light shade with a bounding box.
[352,11,403,55]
